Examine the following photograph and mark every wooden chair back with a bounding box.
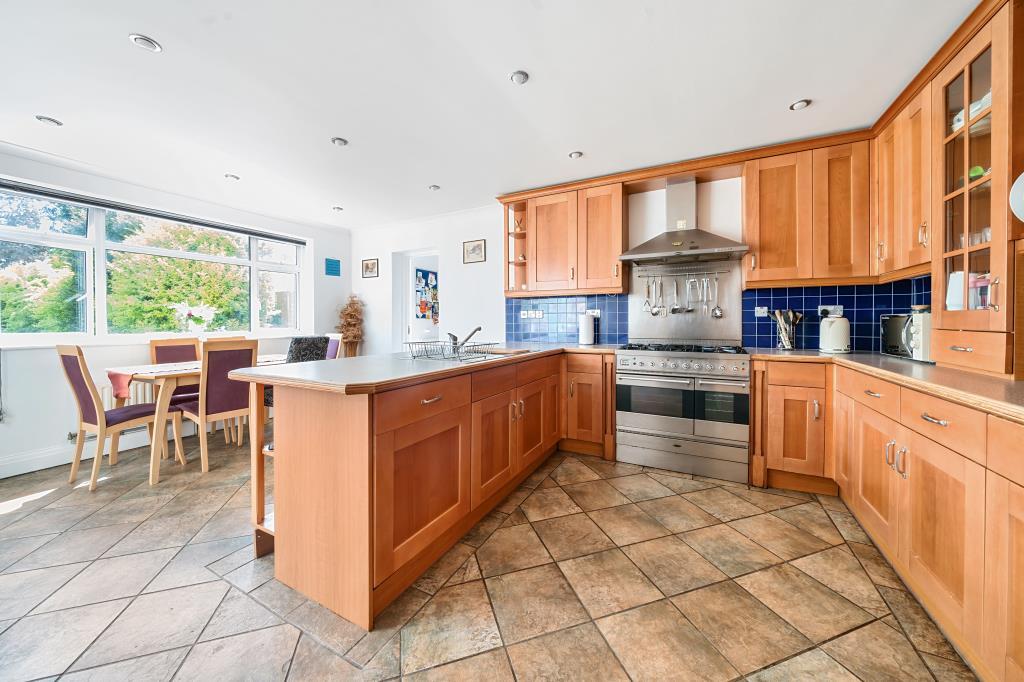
[149,337,201,364]
[56,345,106,431]
[198,339,259,420]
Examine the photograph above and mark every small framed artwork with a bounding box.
[361,258,379,278]
[463,239,486,264]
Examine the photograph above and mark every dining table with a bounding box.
[106,354,286,485]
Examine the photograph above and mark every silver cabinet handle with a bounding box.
[569,379,575,398]
[921,413,949,427]
[864,389,882,399]
[884,439,896,467]
[918,221,928,247]
[751,254,757,270]
[519,400,525,418]
[420,395,442,405]
[569,267,575,281]
[510,403,516,422]
[877,242,885,262]
[990,277,1000,312]
[949,345,973,353]
[613,264,619,277]
[895,446,908,479]
[812,400,820,420]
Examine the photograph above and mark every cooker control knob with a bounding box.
[680,362,689,370]
[704,363,714,371]
[659,362,666,368]
[732,365,741,372]
[718,364,726,371]
[669,362,678,369]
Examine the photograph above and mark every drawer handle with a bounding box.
[921,413,949,427]
[812,399,820,420]
[949,345,973,353]
[420,395,443,405]
[895,446,908,479]
[864,390,882,399]
[884,439,896,467]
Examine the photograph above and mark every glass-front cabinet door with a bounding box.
[931,6,1010,332]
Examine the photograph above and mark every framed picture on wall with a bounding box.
[463,239,486,264]
[361,258,379,278]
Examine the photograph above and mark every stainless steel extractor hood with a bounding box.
[620,179,749,264]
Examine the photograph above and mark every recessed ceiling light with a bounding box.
[332,205,344,212]
[224,173,240,181]
[788,99,812,111]
[568,151,584,159]
[509,70,529,85]
[427,184,441,191]
[34,115,63,127]
[129,33,163,53]
[330,137,349,147]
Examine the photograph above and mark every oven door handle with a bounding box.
[696,379,749,390]
[616,374,693,389]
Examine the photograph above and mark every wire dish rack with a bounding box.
[405,341,499,361]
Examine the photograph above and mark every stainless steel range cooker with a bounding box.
[614,342,750,483]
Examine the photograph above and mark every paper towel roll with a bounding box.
[578,314,595,345]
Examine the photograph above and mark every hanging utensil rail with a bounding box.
[633,265,731,278]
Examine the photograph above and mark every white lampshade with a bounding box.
[1011,172,1024,222]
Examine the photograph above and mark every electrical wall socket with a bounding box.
[585,309,601,317]
[754,306,769,318]
[520,310,544,319]
[818,305,844,318]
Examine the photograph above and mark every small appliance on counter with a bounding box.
[819,312,851,354]
[880,307,932,362]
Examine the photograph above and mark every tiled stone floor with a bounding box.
[0,433,977,681]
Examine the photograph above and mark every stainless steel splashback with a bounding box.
[627,260,743,342]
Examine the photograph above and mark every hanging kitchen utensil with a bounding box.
[650,278,663,317]
[701,277,710,316]
[670,278,681,314]
[642,278,652,312]
[711,275,724,319]
[683,278,697,313]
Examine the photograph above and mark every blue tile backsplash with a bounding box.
[505,295,629,345]
[741,276,931,352]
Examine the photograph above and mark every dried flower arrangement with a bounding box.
[336,295,364,356]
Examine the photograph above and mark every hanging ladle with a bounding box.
[711,275,724,319]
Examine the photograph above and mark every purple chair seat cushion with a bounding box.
[104,402,158,427]
[173,401,200,417]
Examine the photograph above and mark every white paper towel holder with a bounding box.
[578,313,595,345]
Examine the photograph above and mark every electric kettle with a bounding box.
[819,315,851,354]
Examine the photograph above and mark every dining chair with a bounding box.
[203,336,250,443]
[326,337,341,360]
[264,336,329,408]
[176,339,258,471]
[57,346,185,491]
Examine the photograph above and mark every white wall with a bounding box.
[0,152,352,478]
[351,205,503,355]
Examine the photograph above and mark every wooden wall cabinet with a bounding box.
[743,151,813,281]
[470,390,517,509]
[578,184,625,289]
[872,122,899,275]
[983,470,1024,681]
[566,371,604,444]
[896,84,933,268]
[812,142,870,278]
[527,191,577,291]
[764,384,826,476]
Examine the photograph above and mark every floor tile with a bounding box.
[190,506,252,544]
[506,622,629,681]
[32,547,176,613]
[647,473,716,494]
[499,509,528,527]
[494,487,529,514]
[444,556,482,587]
[792,546,888,617]
[486,563,588,643]
[727,487,803,511]
[175,623,300,681]
[6,522,136,573]
[606,473,674,501]
[475,524,552,577]
[286,599,365,655]
[145,535,251,592]
[462,510,507,547]
[597,599,738,681]
[849,541,904,589]
[736,564,872,642]
[0,561,88,619]
[580,459,643,479]
[72,494,173,531]
[400,580,502,675]
[821,621,933,680]
[0,504,103,540]
[412,542,474,594]
[771,502,845,545]
[46,480,137,510]
[223,554,276,592]
[681,524,782,577]
[672,580,811,674]
[345,586,429,666]
[816,493,849,512]
[519,487,582,521]
[684,487,763,521]
[878,584,960,659]
[636,494,719,533]
[621,536,726,596]
[532,513,615,561]
[287,634,363,680]
[587,503,670,545]
[60,646,189,682]
[825,508,871,544]
[200,587,282,641]
[0,598,128,680]
[558,548,661,618]
[251,578,308,617]
[561,480,631,511]
[746,648,857,681]
[208,543,259,578]
[103,506,219,556]
[72,580,229,669]
[729,513,831,560]
[0,534,56,572]
[405,647,514,681]
[920,651,979,681]
[549,459,601,485]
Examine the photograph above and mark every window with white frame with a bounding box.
[0,186,302,340]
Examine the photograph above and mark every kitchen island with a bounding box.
[229,344,618,629]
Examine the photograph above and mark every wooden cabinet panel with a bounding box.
[542,374,560,450]
[899,431,985,650]
[836,366,901,418]
[872,122,898,275]
[988,415,1024,487]
[567,371,604,444]
[899,387,986,465]
[472,365,517,402]
[471,390,517,509]
[527,191,577,291]
[742,151,813,281]
[852,402,902,553]
[517,377,549,469]
[812,142,870,278]
[983,471,1024,681]
[765,385,826,476]
[373,406,471,585]
[566,353,602,374]
[517,355,561,386]
[766,361,826,388]
[374,376,471,434]
[931,329,1013,374]
[897,84,933,268]
[833,390,856,501]
[578,184,625,289]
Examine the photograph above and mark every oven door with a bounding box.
[693,378,750,442]
[615,373,694,435]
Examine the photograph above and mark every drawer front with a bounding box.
[766,361,826,388]
[516,355,560,386]
[836,366,901,418]
[471,365,517,402]
[931,329,1012,374]
[566,353,603,374]
[374,375,472,434]
[899,387,986,465]
[987,415,1024,486]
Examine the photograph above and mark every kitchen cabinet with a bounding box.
[471,389,517,509]
[527,191,577,291]
[764,384,826,476]
[896,84,933,268]
[852,402,902,553]
[983,470,1024,681]
[567,371,604,444]
[742,151,813,282]
[832,390,856,499]
[811,142,870,278]
[931,5,1011,336]
[516,374,560,470]
[872,121,899,275]
[578,184,625,289]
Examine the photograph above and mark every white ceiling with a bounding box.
[0,0,976,231]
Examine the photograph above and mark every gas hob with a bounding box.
[615,342,749,379]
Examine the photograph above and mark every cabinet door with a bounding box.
[812,142,870,278]
[897,84,933,268]
[899,431,985,651]
[517,377,548,468]
[471,390,517,509]
[852,403,901,554]
[373,405,471,585]
[833,390,856,501]
[542,373,560,450]
[567,371,604,444]
[527,191,577,291]
[765,385,826,476]
[931,6,1011,333]
[983,471,1024,681]
[742,151,813,281]
[578,184,625,290]
[872,122,898,275]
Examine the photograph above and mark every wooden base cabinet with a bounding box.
[765,385,826,476]
[471,390,517,509]
[516,375,559,471]
[567,371,604,444]
[851,402,902,553]
[832,390,856,497]
[984,471,1024,681]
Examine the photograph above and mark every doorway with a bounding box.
[391,249,440,350]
